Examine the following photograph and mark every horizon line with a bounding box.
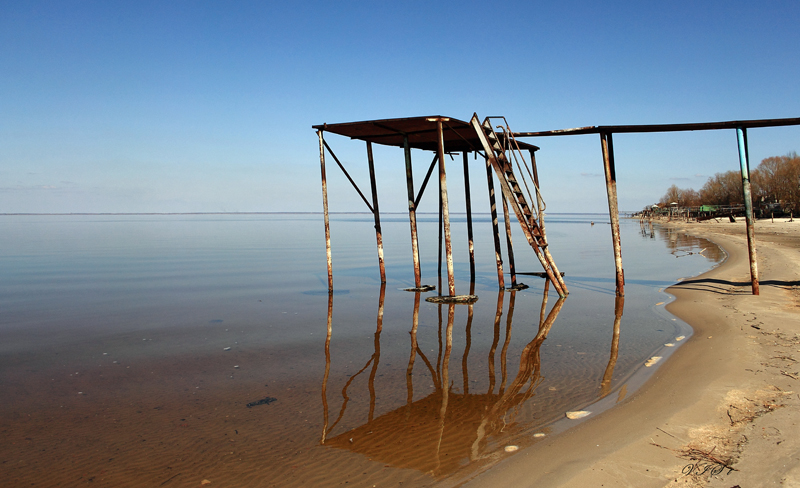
[0,211,622,216]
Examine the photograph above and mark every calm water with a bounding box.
[0,213,722,487]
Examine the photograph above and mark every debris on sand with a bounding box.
[645,356,662,367]
[246,397,277,408]
[566,411,591,419]
[425,295,478,304]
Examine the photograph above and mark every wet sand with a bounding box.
[462,218,800,488]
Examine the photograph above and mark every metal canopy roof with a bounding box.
[313,115,539,153]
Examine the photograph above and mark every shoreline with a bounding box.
[461,218,800,487]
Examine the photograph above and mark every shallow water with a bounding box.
[0,214,722,487]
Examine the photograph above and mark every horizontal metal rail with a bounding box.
[514,116,800,137]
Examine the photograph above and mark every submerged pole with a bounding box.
[438,168,443,279]
[501,193,517,288]
[737,127,760,295]
[318,130,333,292]
[600,132,625,297]
[366,141,386,283]
[404,136,422,288]
[485,156,505,289]
[436,119,456,296]
[529,149,568,294]
[463,152,476,282]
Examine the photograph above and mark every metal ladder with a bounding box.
[470,114,569,297]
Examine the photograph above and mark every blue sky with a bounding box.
[1,0,798,213]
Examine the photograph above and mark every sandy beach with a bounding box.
[464,218,800,488]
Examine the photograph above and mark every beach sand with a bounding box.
[463,218,800,488]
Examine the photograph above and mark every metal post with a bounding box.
[438,171,443,280]
[366,141,386,283]
[436,119,455,296]
[737,127,760,295]
[528,151,567,294]
[318,130,333,292]
[600,132,625,297]
[463,152,476,282]
[404,136,422,288]
[485,156,505,289]
[501,194,517,288]
[529,150,544,221]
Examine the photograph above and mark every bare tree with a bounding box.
[699,171,742,206]
[657,152,799,213]
[752,152,800,213]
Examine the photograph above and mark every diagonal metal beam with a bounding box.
[322,139,374,214]
[414,154,439,209]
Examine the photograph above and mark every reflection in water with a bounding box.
[599,296,623,399]
[320,288,624,478]
[643,222,726,263]
[321,292,333,444]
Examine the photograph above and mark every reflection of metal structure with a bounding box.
[319,284,623,478]
[313,115,568,298]
[515,116,800,296]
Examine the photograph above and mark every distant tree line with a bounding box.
[658,152,800,213]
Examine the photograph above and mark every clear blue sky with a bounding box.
[2,0,798,213]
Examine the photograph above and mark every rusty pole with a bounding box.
[501,194,517,288]
[485,156,505,289]
[737,127,760,295]
[436,119,456,296]
[318,130,333,292]
[366,142,386,283]
[438,168,443,280]
[463,152,476,282]
[529,149,567,294]
[404,136,422,288]
[529,149,544,226]
[600,132,625,297]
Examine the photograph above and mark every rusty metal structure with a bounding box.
[515,116,800,297]
[315,114,799,299]
[313,115,568,300]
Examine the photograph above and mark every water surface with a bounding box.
[0,213,722,487]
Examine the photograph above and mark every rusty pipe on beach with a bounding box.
[737,127,760,295]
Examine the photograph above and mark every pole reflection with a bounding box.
[319,284,626,477]
[599,296,623,399]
